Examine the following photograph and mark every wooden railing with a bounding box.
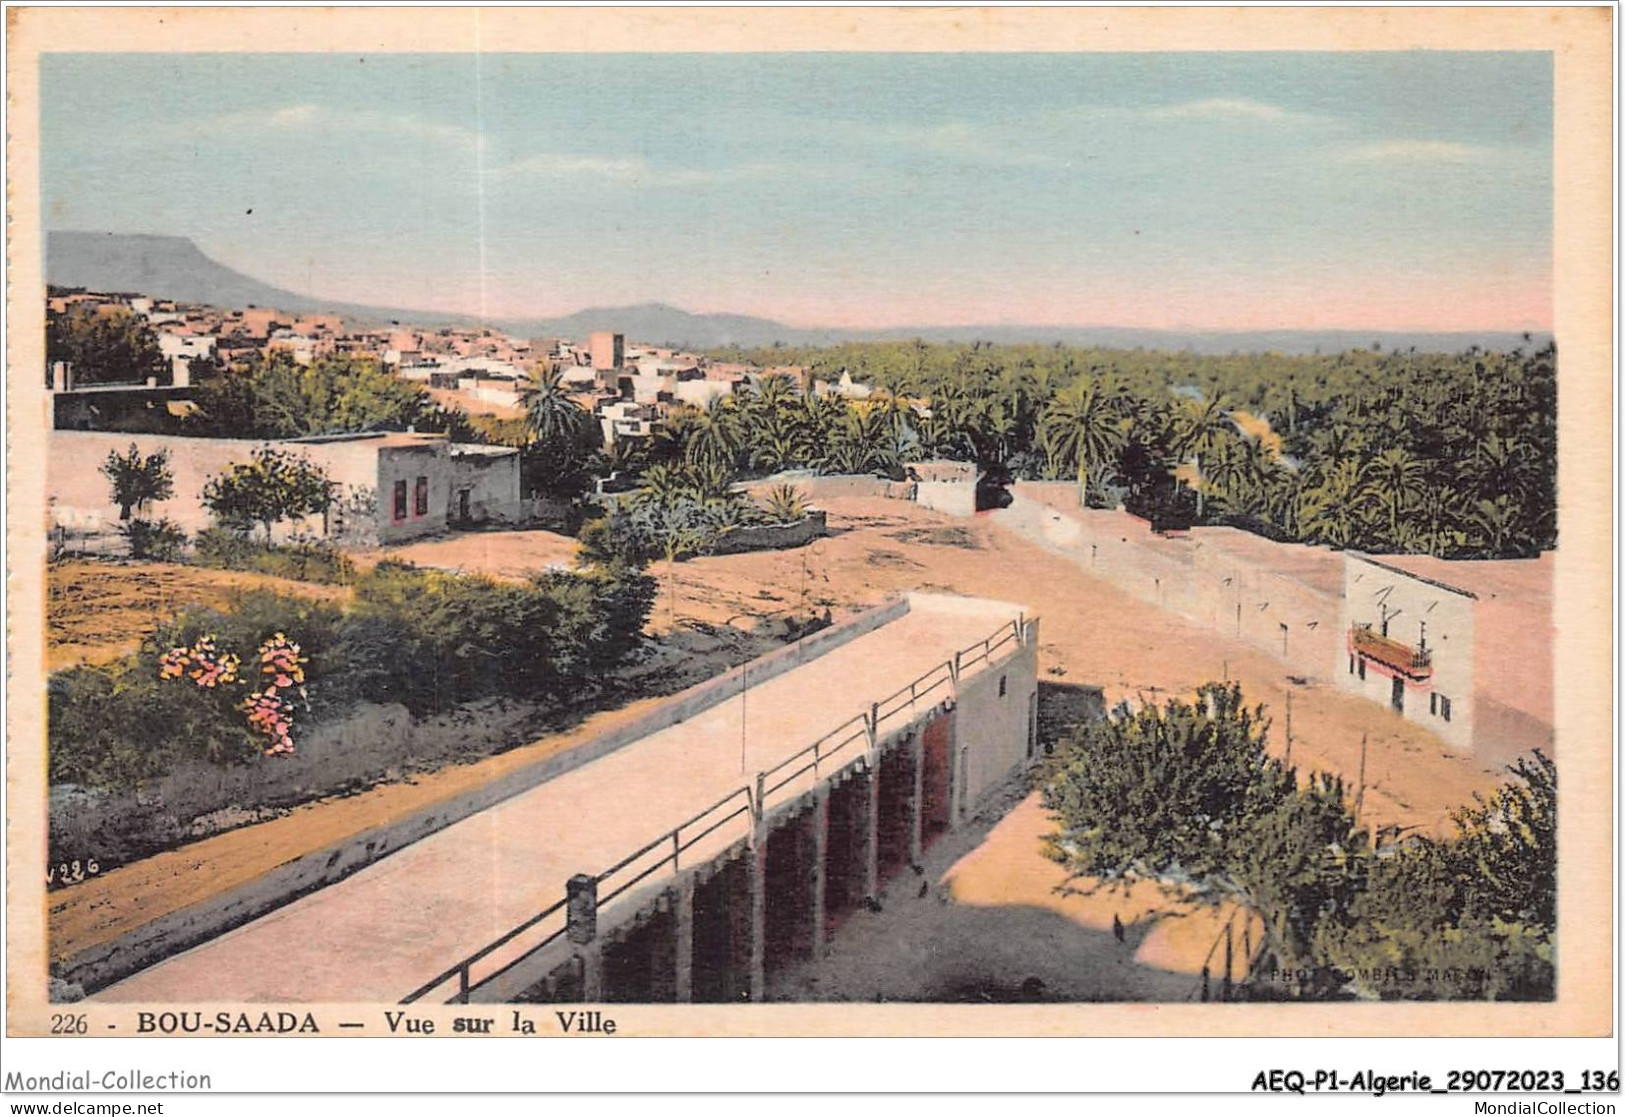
[1350,625,1432,679]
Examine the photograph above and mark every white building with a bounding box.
[1338,553,1475,749]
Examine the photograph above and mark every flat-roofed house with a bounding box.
[48,430,522,547]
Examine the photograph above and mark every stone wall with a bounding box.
[709,512,828,555]
[1003,483,1344,683]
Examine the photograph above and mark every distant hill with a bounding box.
[47,232,1549,356]
[46,231,477,329]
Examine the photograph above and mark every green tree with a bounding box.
[1042,683,1281,891]
[1371,447,1428,542]
[1039,377,1127,506]
[46,304,168,387]
[521,367,591,444]
[187,352,436,438]
[201,447,335,543]
[100,443,174,521]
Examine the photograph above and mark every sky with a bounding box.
[41,52,1552,331]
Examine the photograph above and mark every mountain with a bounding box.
[519,303,809,349]
[47,232,1548,355]
[46,231,477,329]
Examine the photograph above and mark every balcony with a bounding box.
[1350,624,1433,680]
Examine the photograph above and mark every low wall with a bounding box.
[55,595,917,994]
[49,698,544,876]
[1004,484,1343,682]
[710,512,828,555]
[914,480,977,518]
[740,474,896,501]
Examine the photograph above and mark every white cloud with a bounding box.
[496,154,792,186]
[267,104,319,127]
[1336,140,1497,164]
[504,154,649,180]
[1146,98,1319,125]
[183,103,484,151]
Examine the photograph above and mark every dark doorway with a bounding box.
[762,810,818,973]
[1390,676,1405,713]
[691,857,752,1003]
[975,463,1014,512]
[920,716,953,849]
[457,489,472,524]
[875,745,916,885]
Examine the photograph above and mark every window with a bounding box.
[1348,655,1356,675]
[1430,692,1438,715]
[414,475,429,517]
[1357,658,1366,681]
[392,479,408,522]
[1439,695,1452,722]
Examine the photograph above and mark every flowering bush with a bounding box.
[157,635,241,688]
[157,631,309,758]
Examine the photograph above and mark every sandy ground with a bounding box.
[46,494,1519,994]
[367,529,581,582]
[662,497,1515,834]
[770,784,1262,1003]
[47,561,350,671]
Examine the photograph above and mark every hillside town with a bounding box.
[46,285,839,452]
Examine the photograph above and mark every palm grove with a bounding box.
[705,338,1557,558]
[54,302,1555,560]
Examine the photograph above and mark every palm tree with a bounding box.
[1173,392,1231,516]
[1040,377,1127,506]
[1370,447,1428,542]
[1469,493,1525,556]
[749,420,810,474]
[683,396,742,474]
[632,462,694,511]
[521,367,588,444]
[1298,458,1375,548]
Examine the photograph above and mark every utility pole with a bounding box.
[1354,731,1368,823]
[1284,690,1293,767]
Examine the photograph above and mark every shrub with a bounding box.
[760,483,809,524]
[101,444,174,522]
[194,528,356,585]
[201,446,334,542]
[48,559,654,789]
[48,660,249,786]
[1041,686,1556,1000]
[121,517,188,561]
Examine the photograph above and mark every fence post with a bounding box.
[754,773,766,822]
[566,874,598,945]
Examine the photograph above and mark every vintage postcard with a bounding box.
[2,4,1615,1069]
